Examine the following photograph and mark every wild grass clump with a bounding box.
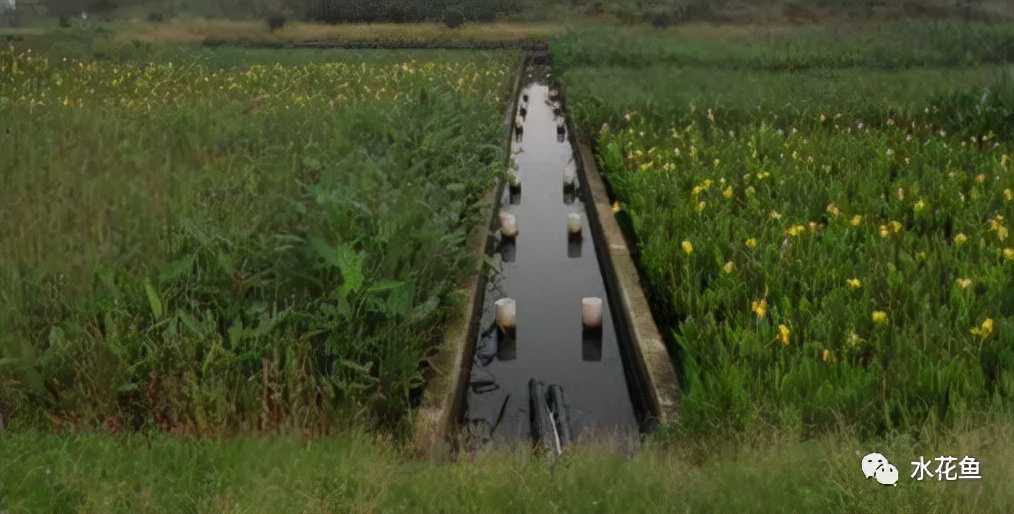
[0,47,515,437]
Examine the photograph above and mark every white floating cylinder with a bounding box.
[567,212,582,235]
[563,162,576,186]
[499,212,518,238]
[582,297,603,329]
[495,298,517,332]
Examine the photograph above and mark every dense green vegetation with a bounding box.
[3,19,1014,514]
[0,45,514,436]
[554,24,1014,443]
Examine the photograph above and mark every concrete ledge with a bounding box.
[411,56,527,458]
[574,136,682,426]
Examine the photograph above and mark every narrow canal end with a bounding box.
[463,62,640,451]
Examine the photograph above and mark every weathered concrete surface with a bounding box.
[410,57,527,458]
[575,137,682,425]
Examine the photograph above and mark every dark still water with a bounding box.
[463,69,638,449]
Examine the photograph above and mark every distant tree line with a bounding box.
[302,0,519,24]
[36,0,526,22]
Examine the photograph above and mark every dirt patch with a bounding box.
[114,18,559,45]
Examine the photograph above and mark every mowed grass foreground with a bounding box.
[0,44,515,436]
[2,423,1012,513]
[555,23,1014,441]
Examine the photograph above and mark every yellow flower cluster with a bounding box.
[785,224,807,237]
[987,215,1008,242]
[691,179,714,196]
[879,221,902,238]
[970,318,993,339]
[2,49,511,114]
[777,324,790,345]
[821,349,837,363]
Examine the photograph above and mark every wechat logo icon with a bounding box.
[862,452,899,486]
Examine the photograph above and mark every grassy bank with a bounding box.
[0,44,515,436]
[2,422,1012,513]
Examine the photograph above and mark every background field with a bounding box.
[2,9,1014,514]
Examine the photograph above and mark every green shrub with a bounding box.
[442,7,465,28]
[265,13,287,31]
[648,10,672,28]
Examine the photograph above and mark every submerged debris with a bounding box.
[470,360,498,393]
[476,324,498,366]
[547,383,573,446]
[528,379,574,456]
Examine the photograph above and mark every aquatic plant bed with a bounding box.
[551,24,1014,439]
[0,45,516,435]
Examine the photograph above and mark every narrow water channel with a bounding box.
[463,64,639,450]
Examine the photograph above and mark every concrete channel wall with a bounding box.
[410,55,527,458]
[411,44,680,456]
[571,134,682,429]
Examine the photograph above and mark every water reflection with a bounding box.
[567,233,582,259]
[582,327,602,362]
[497,328,517,361]
[500,237,516,263]
[509,183,522,205]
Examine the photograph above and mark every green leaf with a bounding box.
[217,252,236,278]
[302,155,322,171]
[335,243,365,298]
[367,279,404,294]
[176,309,203,336]
[386,282,414,318]
[310,236,342,269]
[158,255,193,285]
[143,278,163,321]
